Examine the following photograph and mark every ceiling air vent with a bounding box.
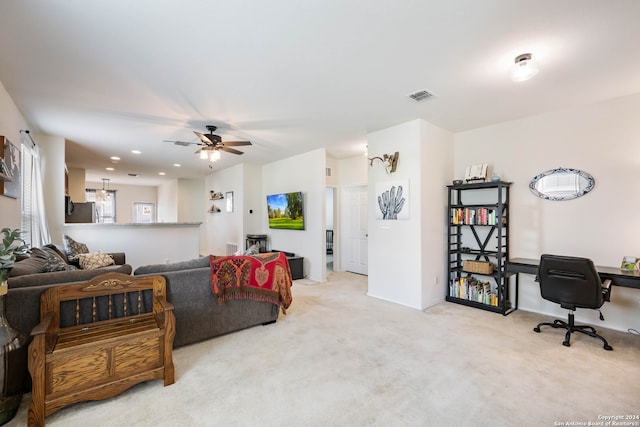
[408,89,434,102]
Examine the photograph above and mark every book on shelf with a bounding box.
[449,275,498,306]
[450,208,497,225]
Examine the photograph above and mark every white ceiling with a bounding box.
[1,1,639,186]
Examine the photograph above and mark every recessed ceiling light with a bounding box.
[173,163,181,167]
[106,167,114,171]
[131,150,141,154]
[158,172,166,176]
[110,156,120,161]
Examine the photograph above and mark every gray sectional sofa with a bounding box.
[7,253,280,351]
[133,256,280,348]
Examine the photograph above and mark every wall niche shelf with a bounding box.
[208,191,224,212]
[446,181,514,315]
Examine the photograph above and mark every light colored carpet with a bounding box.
[8,272,640,426]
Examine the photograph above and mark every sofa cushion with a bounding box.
[77,252,115,270]
[63,235,89,262]
[8,263,133,289]
[133,256,211,275]
[8,251,46,277]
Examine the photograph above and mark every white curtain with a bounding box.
[20,133,51,247]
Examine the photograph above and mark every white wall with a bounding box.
[0,79,29,230]
[419,120,454,308]
[455,93,640,332]
[157,179,178,222]
[205,164,245,255]
[177,178,206,255]
[242,163,264,238]
[262,149,326,282]
[37,134,66,244]
[367,119,454,309]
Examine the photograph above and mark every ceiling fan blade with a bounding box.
[221,141,252,147]
[221,146,244,155]
[193,131,212,145]
[164,140,199,147]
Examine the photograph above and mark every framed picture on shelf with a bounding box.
[464,163,488,183]
[226,191,234,212]
[621,256,637,271]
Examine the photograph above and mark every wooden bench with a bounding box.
[27,272,175,426]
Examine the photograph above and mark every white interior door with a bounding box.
[344,186,368,275]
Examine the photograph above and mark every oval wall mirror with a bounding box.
[529,167,595,201]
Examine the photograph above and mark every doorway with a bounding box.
[326,187,336,271]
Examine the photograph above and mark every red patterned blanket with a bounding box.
[210,252,293,313]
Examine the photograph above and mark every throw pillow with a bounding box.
[77,252,115,270]
[41,246,77,272]
[63,235,89,262]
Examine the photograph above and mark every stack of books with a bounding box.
[449,275,498,306]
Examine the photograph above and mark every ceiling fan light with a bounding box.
[510,53,539,82]
[209,150,221,162]
[200,150,208,159]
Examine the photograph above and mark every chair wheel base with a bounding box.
[534,315,613,351]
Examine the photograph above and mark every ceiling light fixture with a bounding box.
[200,150,208,160]
[510,53,539,82]
[209,150,221,162]
[101,178,110,198]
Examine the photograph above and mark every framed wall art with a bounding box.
[1,136,21,199]
[375,180,409,220]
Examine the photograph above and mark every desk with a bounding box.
[506,257,640,309]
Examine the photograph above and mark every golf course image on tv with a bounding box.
[267,191,305,230]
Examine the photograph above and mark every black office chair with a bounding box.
[534,254,613,351]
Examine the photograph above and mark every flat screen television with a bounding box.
[266,191,305,230]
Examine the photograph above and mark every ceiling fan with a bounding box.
[165,125,252,161]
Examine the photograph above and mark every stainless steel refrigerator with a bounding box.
[65,200,96,223]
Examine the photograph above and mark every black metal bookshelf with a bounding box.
[446,181,514,315]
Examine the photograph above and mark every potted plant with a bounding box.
[0,227,28,426]
[0,228,28,285]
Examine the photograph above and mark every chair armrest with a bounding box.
[30,312,57,353]
[602,279,612,302]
